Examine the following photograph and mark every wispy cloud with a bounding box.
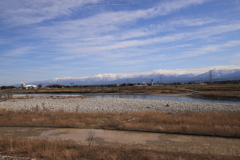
[168,18,216,27]
[183,40,240,58]
[108,17,216,41]
[0,0,208,27]
[91,39,240,66]
[0,38,12,44]
[235,53,240,57]
[74,0,208,27]
[36,16,216,48]
[3,46,35,57]
[0,0,102,26]
[1,0,239,85]
[34,66,62,70]
[49,20,240,62]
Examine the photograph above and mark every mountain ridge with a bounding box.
[21,67,240,86]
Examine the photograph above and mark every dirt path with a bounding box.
[1,127,239,157]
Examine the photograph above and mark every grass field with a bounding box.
[0,109,239,138]
[0,109,239,159]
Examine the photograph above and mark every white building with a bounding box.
[21,83,38,89]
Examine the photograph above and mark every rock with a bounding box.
[0,95,239,113]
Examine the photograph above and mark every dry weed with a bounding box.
[0,136,239,160]
[0,109,239,137]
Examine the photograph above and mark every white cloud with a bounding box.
[0,0,208,27]
[183,40,240,58]
[168,18,216,27]
[36,18,240,54]
[0,0,102,26]
[115,17,216,40]
[190,22,240,39]
[36,16,216,46]
[35,66,62,70]
[148,0,208,16]
[51,21,240,62]
[98,39,240,65]
[3,46,34,57]
[0,39,12,44]
[76,0,208,27]
[235,53,240,57]
[86,23,240,52]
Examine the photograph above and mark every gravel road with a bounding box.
[0,95,239,113]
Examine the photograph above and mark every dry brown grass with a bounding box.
[185,85,240,100]
[191,91,240,100]
[0,108,239,159]
[0,86,187,94]
[117,86,186,94]
[0,136,239,160]
[185,85,240,91]
[0,109,239,138]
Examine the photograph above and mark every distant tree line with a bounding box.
[0,79,239,90]
[0,86,16,89]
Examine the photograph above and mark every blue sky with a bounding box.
[0,0,240,85]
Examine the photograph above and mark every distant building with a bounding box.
[199,82,207,85]
[21,83,38,89]
[134,82,147,86]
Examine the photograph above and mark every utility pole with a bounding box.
[70,83,74,87]
[209,70,213,84]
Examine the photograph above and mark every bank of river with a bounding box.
[0,127,239,157]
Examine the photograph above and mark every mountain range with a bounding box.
[23,67,240,86]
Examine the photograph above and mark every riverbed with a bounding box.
[0,95,239,113]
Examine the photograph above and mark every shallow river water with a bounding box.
[86,93,240,104]
[15,93,240,104]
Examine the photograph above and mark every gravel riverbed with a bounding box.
[0,96,239,113]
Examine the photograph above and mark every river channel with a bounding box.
[16,93,240,104]
[85,93,240,104]
[1,127,240,156]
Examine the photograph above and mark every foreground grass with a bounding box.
[1,137,239,160]
[0,109,239,159]
[0,109,239,138]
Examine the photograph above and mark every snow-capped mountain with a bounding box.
[24,66,240,86]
